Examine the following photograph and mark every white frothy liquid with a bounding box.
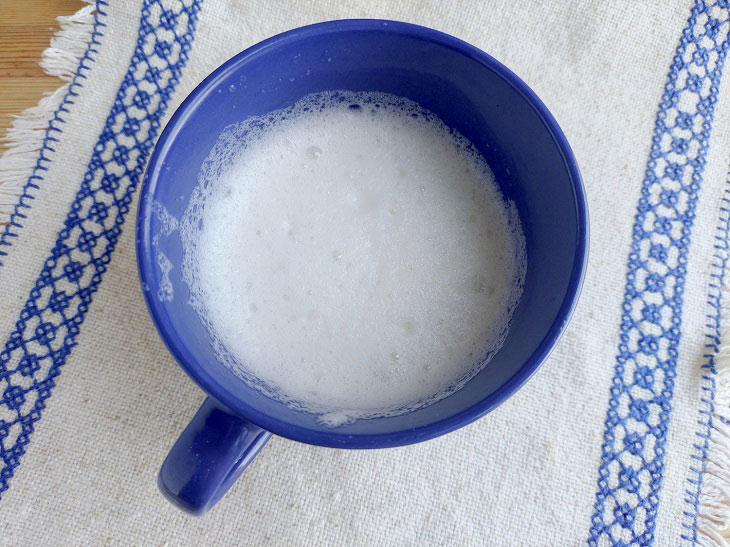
[181,91,525,426]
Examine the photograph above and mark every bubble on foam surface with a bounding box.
[151,200,179,302]
[180,91,526,425]
[151,199,179,235]
[156,251,174,303]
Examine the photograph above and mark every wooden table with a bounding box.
[0,0,82,148]
[0,0,81,226]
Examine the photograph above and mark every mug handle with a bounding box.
[158,397,272,515]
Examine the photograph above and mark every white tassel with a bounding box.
[696,294,730,545]
[0,1,97,222]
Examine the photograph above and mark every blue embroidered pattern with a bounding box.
[680,183,730,544]
[0,0,201,495]
[0,2,108,263]
[588,2,730,545]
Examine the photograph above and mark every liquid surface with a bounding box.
[182,91,525,425]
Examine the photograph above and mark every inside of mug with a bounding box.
[138,22,584,443]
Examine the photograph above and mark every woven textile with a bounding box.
[1,1,730,545]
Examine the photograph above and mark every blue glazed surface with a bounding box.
[137,19,587,512]
[159,397,271,515]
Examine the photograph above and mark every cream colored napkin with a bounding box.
[1,1,729,545]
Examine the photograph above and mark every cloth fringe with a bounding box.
[697,301,730,546]
[0,2,96,222]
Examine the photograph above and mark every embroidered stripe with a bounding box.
[0,0,202,496]
[588,2,730,545]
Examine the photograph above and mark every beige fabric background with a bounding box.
[1,1,729,545]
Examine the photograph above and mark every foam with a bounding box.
[181,91,526,425]
[151,200,178,303]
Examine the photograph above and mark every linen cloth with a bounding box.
[1,1,730,545]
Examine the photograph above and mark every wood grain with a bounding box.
[0,0,83,141]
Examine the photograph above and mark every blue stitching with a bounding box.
[0,0,201,496]
[0,1,109,264]
[680,182,730,545]
[588,2,730,545]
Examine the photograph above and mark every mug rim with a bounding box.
[136,18,589,449]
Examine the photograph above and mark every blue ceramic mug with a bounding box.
[136,20,588,515]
